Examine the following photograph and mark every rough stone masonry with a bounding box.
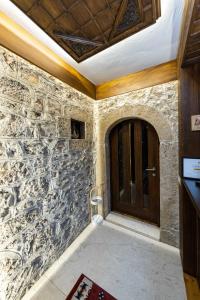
[0,45,180,299]
[94,80,179,248]
[0,46,94,300]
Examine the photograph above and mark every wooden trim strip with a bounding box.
[177,0,195,71]
[96,60,178,100]
[0,12,96,99]
[0,14,178,101]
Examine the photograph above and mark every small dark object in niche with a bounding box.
[71,119,85,139]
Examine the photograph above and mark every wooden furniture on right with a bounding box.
[181,179,200,287]
[184,273,200,300]
[179,61,200,289]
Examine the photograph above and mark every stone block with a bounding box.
[0,76,31,104]
[57,118,70,138]
[0,141,7,159]
[6,141,23,159]
[0,49,18,77]
[27,92,44,120]
[0,187,15,219]
[37,122,57,138]
[50,139,69,155]
[69,139,90,151]
[0,160,32,186]
[30,156,50,177]
[0,96,29,118]
[0,111,26,138]
[19,178,48,201]
[46,97,61,119]
[50,154,70,172]
[19,140,48,157]
[18,62,40,85]
[39,75,57,94]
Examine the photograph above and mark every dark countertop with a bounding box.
[183,179,200,218]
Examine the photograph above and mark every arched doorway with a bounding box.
[109,118,160,226]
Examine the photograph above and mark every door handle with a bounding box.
[145,167,156,172]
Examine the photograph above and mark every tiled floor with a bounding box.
[106,212,160,240]
[23,221,186,300]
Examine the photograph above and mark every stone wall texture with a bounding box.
[94,81,179,247]
[0,46,94,300]
[0,45,180,299]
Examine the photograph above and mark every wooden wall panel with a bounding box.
[179,63,200,281]
[180,183,197,276]
[178,0,200,69]
[96,60,177,100]
[179,63,200,159]
[177,0,195,70]
[184,273,200,299]
[183,0,200,67]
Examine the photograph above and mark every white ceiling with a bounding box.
[1,0,184,85]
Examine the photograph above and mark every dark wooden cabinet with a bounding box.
[179,64,200,286]
[181,180,200,284]
[197,216,200,286]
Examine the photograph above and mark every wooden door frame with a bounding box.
[95,103,178,247]
[109,118,160,225]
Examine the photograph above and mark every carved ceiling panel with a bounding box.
[11,0,161,62]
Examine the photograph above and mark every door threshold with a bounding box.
[106,212,160,241]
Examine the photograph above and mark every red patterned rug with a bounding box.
[66,274,117,300]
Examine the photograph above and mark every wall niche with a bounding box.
[71,119,85,139]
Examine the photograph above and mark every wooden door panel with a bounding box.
[110,119,160,226]
[134,120,143,209]
[118,122,131,205]
[110,126,119,212]
[147,125,160,225]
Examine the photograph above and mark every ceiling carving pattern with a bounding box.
[11,0,161,62]
[115,0,141,34]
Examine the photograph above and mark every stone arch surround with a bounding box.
[95,82,179,247]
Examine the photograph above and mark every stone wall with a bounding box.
[0,46,94,300]
[0,44,180,299]
[94,81,179,247]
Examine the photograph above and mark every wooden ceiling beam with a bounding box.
[182,55,200,66]
[177,0,195,71]
[0,12,96,99]
[11,0,161,62]
[177,0,200,70]
[96,60,177,100]
[0,12,179,102]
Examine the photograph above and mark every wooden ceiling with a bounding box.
[182,0,200,66]
[11,0,161,63]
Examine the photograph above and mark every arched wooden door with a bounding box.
[109,119,160,226]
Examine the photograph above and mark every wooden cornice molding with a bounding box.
[0,12,96,99]
[96,60,178,100]
[10,0,161,63]
[0,13,178,101]
[177,0,196,72]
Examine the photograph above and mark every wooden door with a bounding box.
[110,119,160,226]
